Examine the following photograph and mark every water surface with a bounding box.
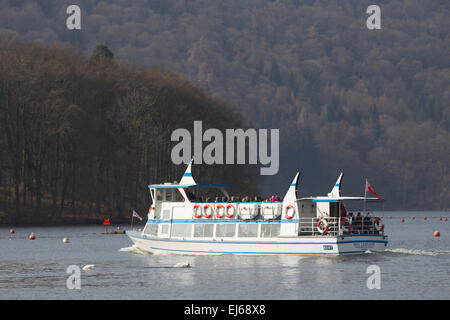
[1,211,449,299]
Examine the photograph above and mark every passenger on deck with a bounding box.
[275,194,281,202]
[355,212,362,233]
[348,212,354,233]
[214,196,220,203]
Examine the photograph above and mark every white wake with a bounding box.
[385,248,450,256]
[119,245,152,255]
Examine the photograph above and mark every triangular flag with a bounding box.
[366,180,380,199]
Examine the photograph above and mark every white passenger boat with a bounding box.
[126,161,388,255]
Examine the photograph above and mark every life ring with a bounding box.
[148,206,155,219]
[285,205,294,219]
[203,204,212,218]
[193,204,202,218]
[374,217,384,232]
[216,204,225,218]
[341,217,352,232]
[317,219,329,234]
[225,204,235,218]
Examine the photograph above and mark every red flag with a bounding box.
[103,219,110,225]
[366,180,380,199]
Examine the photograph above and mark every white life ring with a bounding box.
[285,205,295,219]
[225,204,235,218]
[374,217,384,232]
[317,219,329,234]
[193,204,202,218]
[341,217,352,232]
[216,204,225,218]
[203,204,213,218]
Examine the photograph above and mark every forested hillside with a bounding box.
[0,0,449,212]
[0,40,260,224]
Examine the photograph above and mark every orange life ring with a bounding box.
[193,204,202,218]
[285,205,294,219]
[317,219,329,234]
[203,204,212,218]
[216,204,225,218]
[225,204,235,218]
[374,217,384,232]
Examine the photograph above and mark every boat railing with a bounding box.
[298,217,340,236]
[345,216,383,235]
[298,216,384,236]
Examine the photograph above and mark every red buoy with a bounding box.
[434,231,440,237]
[411,216,415,220]
[10,229,15,234]
[401,218,405,223]
[445,218,448,222]
[29,233,35,240]
[424,217,427,220]
[439,217,443,221]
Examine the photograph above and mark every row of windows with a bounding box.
[143,223,281,238]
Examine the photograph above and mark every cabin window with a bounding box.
[172,224,192,238]
[161,224,169,235]
[143,223,158,236]
[260,223,280,237]
[216,223,236,237]
[165,189,184,202]
[156,189,164,200]
[194,224,214,238]
[238,224,258,237]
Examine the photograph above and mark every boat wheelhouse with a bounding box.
[126,161,388,255]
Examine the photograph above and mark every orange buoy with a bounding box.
[433,231,440,237]
[10,229,15,234]
[29,233,35,240]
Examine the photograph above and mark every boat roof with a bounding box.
[148,183,232,189]
[299,196,384,203]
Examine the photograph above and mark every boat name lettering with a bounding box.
[353,242,375,249]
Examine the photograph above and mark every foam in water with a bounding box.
[173,261,190,268]
[119,245,152,255]
[385,248,450,256]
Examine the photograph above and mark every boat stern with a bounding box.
[336,234,388,254]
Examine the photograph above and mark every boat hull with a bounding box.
[126,231,388,255]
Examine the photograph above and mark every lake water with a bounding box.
[1,211,449,300]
